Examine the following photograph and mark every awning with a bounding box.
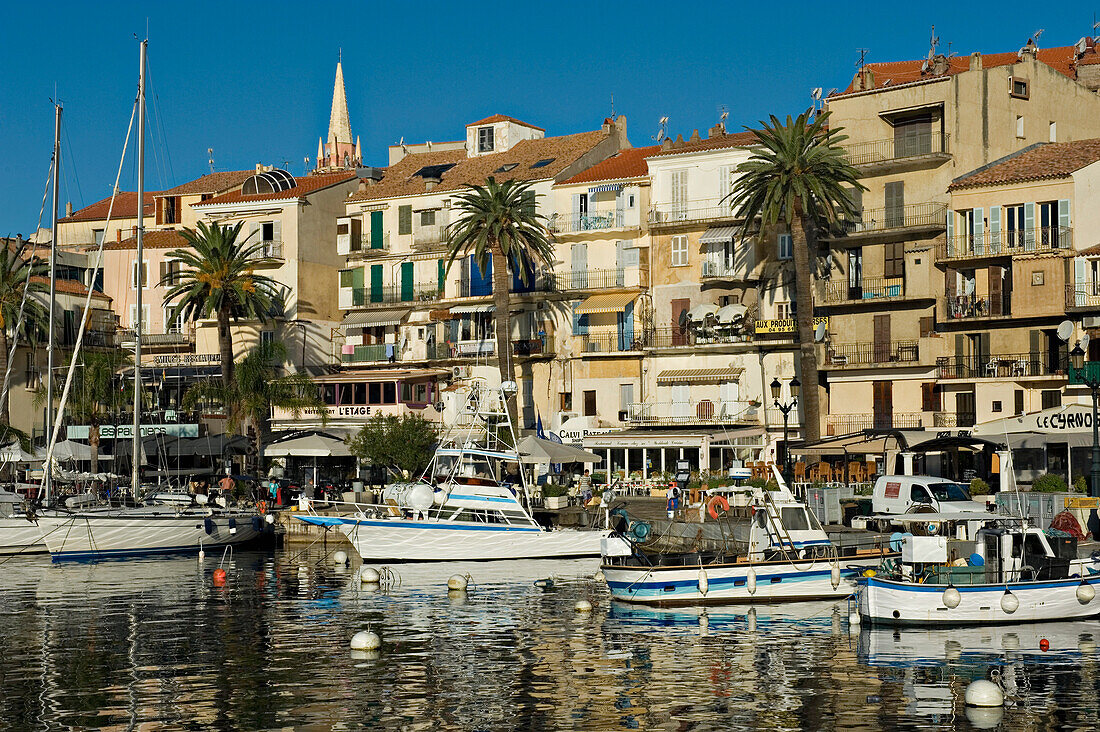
[699,226,739,245]
[657,367,743,384]
[451,304,495,314]
[574,292,638,315]
[588,183,623,193]
[341,309,410,328]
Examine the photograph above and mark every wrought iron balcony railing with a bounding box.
[937,226,1072,261]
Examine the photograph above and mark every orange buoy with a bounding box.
[213,568,227,587]
[1040,638,1050,652]
[707,495,731,520]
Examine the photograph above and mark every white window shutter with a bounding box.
[1058,199,1071,247]
[1075,258,1087,307]
[989,206,1001,251]
[1024,202,1036,248]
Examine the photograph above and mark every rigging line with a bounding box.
[61,125,85,210]
[145,60,174,187]
[43,99,138,479]
[0,162,55,415]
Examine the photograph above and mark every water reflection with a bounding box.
[0,549,1098,730]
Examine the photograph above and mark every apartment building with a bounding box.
[56,192,156,251]
[333,113,628,431]
[821,37,1100,436]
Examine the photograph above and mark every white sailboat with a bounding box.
[297,378,610,561]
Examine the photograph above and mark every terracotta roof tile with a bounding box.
[60,192,157,223]
[29,276,110,300]
[347,130,610,202]
[467,114,544,132]
[649,130,759,157]
[161,170,254,196]
[194,172,358,207]
[949,139,1100,189]
[102,229,189,251]
[835,43,1094,96]
[559,145,660,185]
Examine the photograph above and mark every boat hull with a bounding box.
[37,512,262,561]
[297,515,609,561]
[0,516,46,555]
[858,575,1100,625]
[601,556,881,606]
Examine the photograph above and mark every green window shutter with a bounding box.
[437,258,446,293]
[973,207,984,255]
[351,267,364,289]
[398,205,412,235]
[400,261,414,301]
[370,264,383,303]
[370,210,384,249]
[339,268,354,288]
[989,206,1001,251]
[522,190,536,215]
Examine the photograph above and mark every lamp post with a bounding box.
[1069,342,1100,498]
[771,377,800,487]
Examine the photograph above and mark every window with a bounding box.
[884,242,904,278]
[560,392,572,411]
[160,259,181,287]
[1005,204,1025,247]
[128,304,150,332]
[382,381,396,404]
[24,352,38,390]
[164,306,183,334]
[1041,389,1061,410]
[1049,121,1057,142]
[261,221,275,242]
[398,205,412,235]
[919,316,934,338]
[132,260,148,289]
[260,330,275,347]
[530,158,555,168]
[494,163,518,173]
[477,126,494,153]
[1015,389,1024,415]
[1016,115,1025,138]
[992,400,1002,413]
[619,384,634,413]
[777,233,792,260]
[921,383,940,412]
[93,229,105,247]
[893,115,933,156]
[1010,77,1030,99]
[776,301,792,320]
[419,210,436,227]
[322,384,337,405]
[627,193,635,208]
[670,235,689,266]
[583,390,597,416]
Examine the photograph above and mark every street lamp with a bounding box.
[772,377,800,487]
[1069,341,1100,498]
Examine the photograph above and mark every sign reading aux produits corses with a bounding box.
[754,317,828,335]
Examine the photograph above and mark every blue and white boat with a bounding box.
[601,468,887,606]
[297,380,609,561]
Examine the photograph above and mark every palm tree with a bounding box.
[182,341,323,474]
[445,177,554,422]
[65,350,132,474]
[0,239,49,426]
[161,221,282,396]
[726,110,864,443]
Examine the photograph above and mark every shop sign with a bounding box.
[66,424,199,439]
[150,353,221,367]
[754,317,828,335]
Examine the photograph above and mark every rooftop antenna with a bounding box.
[929,25,940,59]
[610,93,614,119]
[652,116,669,142]
[281,159,291,170]
[856,48,869,71]
[1032,28,1045,44]
[303,156,311,174]
[810,88,823,114]
[207,147,215,172]
[718,105,729,126]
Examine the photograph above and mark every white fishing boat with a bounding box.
[297,379,610,561]
[601,467,890,606]
[856,515,1100,625]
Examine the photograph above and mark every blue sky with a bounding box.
[0,1,1094,232]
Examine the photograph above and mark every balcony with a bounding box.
[578,329,645,354]
[936,354,1066,380]
[825,412,923,435]
[255,239,283,261]
[344,282,443,308]
[941,292,1011,320]
[932,411,976,428]
[648,200,740,229]
[822,277,906,305]
[830,202,947,241]
[764,407,800,427]
[458,273,557,298]
[936,227,1072,262]
[1066,284,1100,310]
[342,343,391,363]
[413,225,449,248]
[701,260,754,281]
[553,267,648,292]
[824,341,919,368]
[345,233,390,257]
[648,326,753,350]
[624,400,759,426]
[549,210,628,234]
[843,133,951,173]
[113,328,193,348]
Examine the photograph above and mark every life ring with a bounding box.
[707,495,731,520]
[257,500,267,515]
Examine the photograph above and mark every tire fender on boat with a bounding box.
[204,518,215,535]
[698,568,709,596]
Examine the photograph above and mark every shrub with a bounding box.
[542,484,568,498]
[1032,473,1068,493]
[969,478,990,496]
[1074,476,1088,494]
[747,477,768,490]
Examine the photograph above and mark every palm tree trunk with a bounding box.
[0,328,9,426]
[792,207,822,443]
[490,248,518,426]
[90,424,100,475]
[217,309,236,428]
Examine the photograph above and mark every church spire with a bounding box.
[327,60,353,145]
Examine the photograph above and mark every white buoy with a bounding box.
[698,568,709,596]
[1000,590,1019,614]
[593,570,605,583]
[746,607,757,633]
[333,550,349,566]
[574,599,593,613]
[830,563,841,590]
[942,584,961,609]
[198,548,205,562]
[1001,633,1020,653]
[964,679,1004,707]
[265,513,275,524]
[350,630,381,651]
[360,567,380,584]
[965,706,1004,730]
[848,611,861,626]
[447,574,469,591]
[1077,581,1096,604]
[747,568,757,595]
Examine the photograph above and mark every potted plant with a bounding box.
[542,483,569,509]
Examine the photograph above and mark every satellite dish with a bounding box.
[1057,320,1075,342]
[1083,333,1092,353]
[814,322,828,342]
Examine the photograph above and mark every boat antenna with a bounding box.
[131,38,147,498]
[44,101,62,503]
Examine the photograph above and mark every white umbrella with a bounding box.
[686,303,719,322]
[715,304,747,323]
[516,435,603,464]
[0,441,43,463]
[264,433,351,458]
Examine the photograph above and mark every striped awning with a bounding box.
[341,309,410,328]
[451,303,495,314]
[574,292,639,315]
[657,367,744,384]
[699,226,739,245]
[588,183,624,193]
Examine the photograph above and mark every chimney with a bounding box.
[65,201,73,217]
[859,66,875,90]
[708,123,725,138]
[688,129,701,143]
[425,179,438,191]
[931,55,951,75]
[601,117,614,134]
[661,137,672,151]
[674,133,685,149]
[1020,40,1038,60]
[131,225,138,238]
[969,52,983,71]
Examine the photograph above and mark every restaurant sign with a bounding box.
[150,353,222,367]
[66,424,200,439]
[972,404,1096,436]
[754,317,828,335]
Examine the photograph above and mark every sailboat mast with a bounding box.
[44,102,61,503]
[131,40,146,497]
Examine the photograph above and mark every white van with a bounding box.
[871,475,988,516]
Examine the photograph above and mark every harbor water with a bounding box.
[1,548,1098,730]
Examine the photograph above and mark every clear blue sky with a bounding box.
[0,1,1094,232]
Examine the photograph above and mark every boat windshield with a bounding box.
[780,507,811,531]
[926,482,971,501]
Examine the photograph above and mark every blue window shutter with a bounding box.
[572,301,588,335]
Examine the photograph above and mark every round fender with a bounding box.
[707,495,731,520]
[630,521,652,542]
[204,518,215,535]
